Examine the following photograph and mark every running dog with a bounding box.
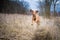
[30,9,40,25]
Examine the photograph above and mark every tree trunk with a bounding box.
[45,0,51,18]
[54,3,57,16]
[45,6,50,18]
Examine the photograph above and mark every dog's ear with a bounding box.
[36,10,38,13]
[30,9,33,12]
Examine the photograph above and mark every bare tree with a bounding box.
[39,1,45,16]
[44,0,53,18]
[52,0,58,16]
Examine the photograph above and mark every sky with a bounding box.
[56,1,60,12]
[22,0,41,10]
[51,0,60,12]
[10,0,40,10]
[21,0,60,12]
[10,0,60,12]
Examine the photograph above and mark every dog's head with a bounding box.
[30,9,38,15]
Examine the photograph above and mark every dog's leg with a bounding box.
[31,17,34,25]
[35,15,40,25]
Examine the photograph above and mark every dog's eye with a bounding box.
[30,9,33,12]
[36,11,38,13]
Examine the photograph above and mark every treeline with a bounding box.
[39,0,59,17]
[0,0,26,14]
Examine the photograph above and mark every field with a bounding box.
[0,14,60,40]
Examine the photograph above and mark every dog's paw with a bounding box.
[31,23,33,25]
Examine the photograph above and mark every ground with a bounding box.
[0,14,60,40]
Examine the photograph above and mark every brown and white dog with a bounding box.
[30,9,40,25]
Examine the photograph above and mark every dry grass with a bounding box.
[0,14,60,40]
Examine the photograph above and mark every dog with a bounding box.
[30,9,40,25]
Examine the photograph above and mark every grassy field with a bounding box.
[0,14,60,40]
